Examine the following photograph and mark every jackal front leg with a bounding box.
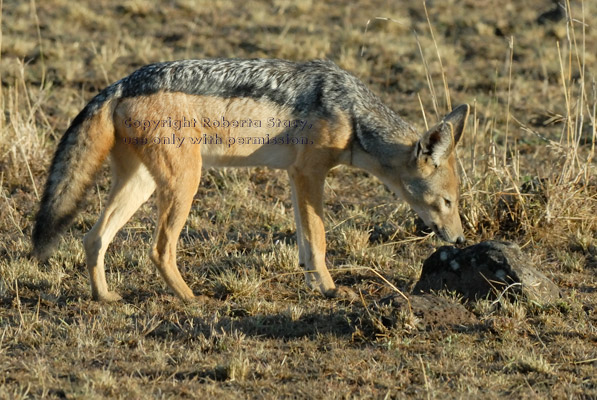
[288,168,339,297]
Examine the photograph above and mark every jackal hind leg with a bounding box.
[83,147,156,302]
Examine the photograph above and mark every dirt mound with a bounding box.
[379,293,479,329]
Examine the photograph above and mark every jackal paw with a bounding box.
[176,293,214,304]
[95,291,123,303]
[325,285,359,302]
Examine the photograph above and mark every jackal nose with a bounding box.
[455,235,466,245]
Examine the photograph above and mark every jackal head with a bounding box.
[399,104,470,244]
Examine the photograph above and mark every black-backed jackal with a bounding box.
[32,59,469,302]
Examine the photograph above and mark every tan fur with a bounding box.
[60,91,467,302]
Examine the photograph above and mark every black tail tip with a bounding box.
[30,242,54,263]
[31,227,60,262]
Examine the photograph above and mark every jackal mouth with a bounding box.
[431,223,465,245]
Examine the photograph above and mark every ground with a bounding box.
[0,0,595,398]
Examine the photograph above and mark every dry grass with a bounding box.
[1,0,596,398]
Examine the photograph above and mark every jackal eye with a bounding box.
[443,198,452,208]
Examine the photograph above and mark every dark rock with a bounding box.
[413,240,561,303]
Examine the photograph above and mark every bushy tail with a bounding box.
[32,85,121,260]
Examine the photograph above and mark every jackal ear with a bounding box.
[442,104,470,147]
[414,121,454,167]
[414,104,470,167]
